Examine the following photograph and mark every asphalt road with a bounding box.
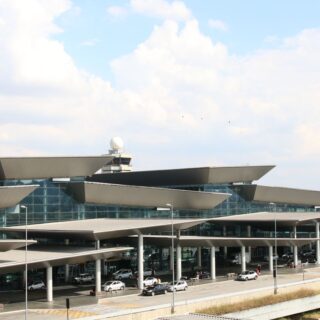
[1,268,320,320]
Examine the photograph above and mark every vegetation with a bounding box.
[198,289,319,315]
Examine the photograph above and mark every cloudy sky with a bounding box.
[0,0,320,189]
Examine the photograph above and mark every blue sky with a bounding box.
[55,0,320,81]
[0,0,320,189]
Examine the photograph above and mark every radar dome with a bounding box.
[110,136,124,151]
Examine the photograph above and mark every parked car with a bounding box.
[199,271,211,279]
[142,284,167,296]
[28,280,45,291]
[103,280,125,292]
[166,280,188,292]
[237,270,258,281]
[134,268,154,277]
[143,276,158,287]
[73,273,94,284]
[113,269,133,280]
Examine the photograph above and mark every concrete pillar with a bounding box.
[46,266,53,302]
[65,264,70,282]
[95,240,101,293]
[247,225,252,263]
[176,243,182,280]
[210,246,216,280]
[316,222,320,265]
[138,234,144,290]
[170,246,174,271]
[241,246,246,272]
[293,226,298,267]
[223,226,228,258]
[197,247,202,268]
[269,246,273,272]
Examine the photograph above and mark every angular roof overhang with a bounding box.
[237,185,320,206]
[0,156,112,179]
[139,235,315,247]
[0,185,38,208]
[210,212,320,227]
[0,246,132,274]
[68,182,230,210]
[0,240,36,252]
[1,218,214,241]
[87,165,275,186]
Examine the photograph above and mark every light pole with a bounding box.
[166,203,175,314]
[21,205,28,320]
[269,202,277,294]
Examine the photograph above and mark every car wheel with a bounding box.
[108,288,112,292]
[118,276,122,280]
[184,286,187,291]
[41,286,45,289]
[245,277,248,281]
[29,287,33,291]
[121,286,124,290]
[151,291,155,296]
[254,276,258,280]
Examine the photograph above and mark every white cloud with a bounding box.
[130,0,191,21]
[107,5,128,17]
[1,0,320,188]
[81,38,99,46]
[208,19,228,31]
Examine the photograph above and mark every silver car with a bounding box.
[237,270,258,281]
[166,280,188,292]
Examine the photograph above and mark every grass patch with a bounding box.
[198,288,319,315]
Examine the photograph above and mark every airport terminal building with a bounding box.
[1,139,320,303]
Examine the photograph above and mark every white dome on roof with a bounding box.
[110,136,124,151]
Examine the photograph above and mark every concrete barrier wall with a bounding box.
[225,295,320,320]
[81,279,320,320]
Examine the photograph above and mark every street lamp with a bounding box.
[166,203,175,314]
[21,205,28,319]
[269,202,277,294]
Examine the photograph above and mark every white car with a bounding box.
[237,270,258,281]
[103,280,125,292]
[113,269,133,280]
[134,268,154,277]
[166,280,188,292]
[73,273,94,284]
[28,280,45,290]
[143,277,158,287]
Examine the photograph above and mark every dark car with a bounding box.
[199,271,211,279]
[142,284,167,296]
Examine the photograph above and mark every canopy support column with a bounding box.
[247,225,252,263]
[211,246,216,280]
[293,226,298,267]
[47,266,53,302]
[197,247,202,268]
[176,243,182,280]
[241,246,246,272]
[95,240,101,293]
[138,234,144,290]
[269,245,273,272]
[316,222,320,265]
[223,226,228,258]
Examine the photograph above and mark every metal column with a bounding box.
[138,234,144,290]
[176,243,182,280]
[210,246,216,280]
[46,266,53,302]
[241,246,246,272]
[170,246,174,271]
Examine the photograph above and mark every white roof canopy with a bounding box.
[1,217,213,240]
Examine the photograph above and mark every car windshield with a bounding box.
[105,281,113,285]
[169,281,177,285]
